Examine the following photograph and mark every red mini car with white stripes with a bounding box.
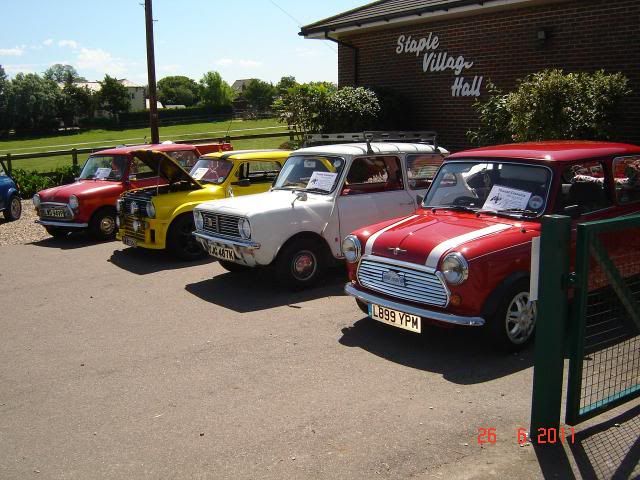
[343,141,640,350]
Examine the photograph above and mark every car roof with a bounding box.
[201,149,291,161]
[448,141,640,163]
[94,143,197,155]
[294,142,447,156]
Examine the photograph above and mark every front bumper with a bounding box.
[193,231,261,266]
[117,216,168,250]
[345,282,485,327]
[35,219,88,228]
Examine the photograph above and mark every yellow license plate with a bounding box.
[369,304,421,333]
[209,244,236,261]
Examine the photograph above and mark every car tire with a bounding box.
[487,279,536,352]
[218,260,250,273]
[3,195,21,221]
[89,207,117,241]
[45,226,70,238]
[274,238,327,290]
[167,214,206,261]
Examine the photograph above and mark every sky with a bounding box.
[0,0,365,85]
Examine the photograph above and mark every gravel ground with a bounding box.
[0,200,50,246]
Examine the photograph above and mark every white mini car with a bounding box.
[193,133,448,288]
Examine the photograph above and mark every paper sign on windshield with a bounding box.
[306,171,337,191]
[95,167,112,180]
[191,167,208,180]
[482,185,531,212]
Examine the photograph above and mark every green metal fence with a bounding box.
[530,215,640,438]
[565,215,640,425]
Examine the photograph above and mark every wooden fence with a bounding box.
[3,130,295,174]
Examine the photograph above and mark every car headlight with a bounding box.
[342,235,362,263]
[32,194,41,208]
[238,218,251,239]
[116,198,123,213]
[69,195,79,210]
[441,252,469,285]
[130,201,138,215]
[194,210,204,231]
[145,202,155,218]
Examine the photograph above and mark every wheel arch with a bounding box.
[481,271,530,319]
[274,231,333,264]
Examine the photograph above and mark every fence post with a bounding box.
[71,149,78,168]
[6,153,11,174]
[530,214,571,442]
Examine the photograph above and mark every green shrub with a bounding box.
[467,69,631,145]
[12,164,80,197]
[324,87,381,133]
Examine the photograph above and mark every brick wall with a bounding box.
[337,0,640,152]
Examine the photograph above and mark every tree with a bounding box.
[0,66,12,134]
[58,82,94,126]
[98,74,129,117]
[157,75,200,107]
[276,75,297,96]
[44,64,86,83]
[8,73,61,132]
[199,71,234,109]
[242,79,276,113]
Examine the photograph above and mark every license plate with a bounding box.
[369,304,421,333]
[43,208,65,218]
[122,236,137,247]
[209,244,236,261]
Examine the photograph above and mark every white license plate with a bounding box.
[43,208,65,218]
[122,236,137,247]
[209,244,236,261]
[369,304,421,333]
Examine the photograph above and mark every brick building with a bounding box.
[300,0,639,151]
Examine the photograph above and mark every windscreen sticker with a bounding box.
[95,167,112,180]
[191,167,208,180]
[304,160,316,168]
[482,185,531,212]
[528,195,544,210]
[306,171,338,191]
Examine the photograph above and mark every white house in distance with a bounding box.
[68,79,148,113]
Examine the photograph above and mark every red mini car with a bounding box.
[343,141,640,350]
[33,142,231,240]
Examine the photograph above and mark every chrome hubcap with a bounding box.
[101,216,115,235]
[291,250,317,281]
[10,198,21,217]
[505,292,536,344]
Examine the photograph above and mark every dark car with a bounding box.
[0,159,21,221]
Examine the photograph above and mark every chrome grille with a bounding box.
[202,212,241,238]
[39,203,72,220]
[357,258,448,307]
[120,215,146,241]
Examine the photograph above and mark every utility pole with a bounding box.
[144,0,159,144]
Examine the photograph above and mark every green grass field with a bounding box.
[1,118,290,172]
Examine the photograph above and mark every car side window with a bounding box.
[247,160,282,183]
[406,154,442,190]
[129,158,156,179]
[342,156,403,195]
[613,156,640,204]
[556,161,612,214]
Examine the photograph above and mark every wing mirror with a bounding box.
[233,178,251,187]
[563,204,584,219]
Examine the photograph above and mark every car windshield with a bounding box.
[423,160,552,217]
[189,158,233,184]
[272,155,345,194]
[79,155,127,180]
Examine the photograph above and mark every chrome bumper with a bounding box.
[345,283,485,327]
[193,231,260,249]
[35,219,88,228]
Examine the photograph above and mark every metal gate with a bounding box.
[530,215,640,436]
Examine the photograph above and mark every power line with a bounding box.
[268,0,337,53]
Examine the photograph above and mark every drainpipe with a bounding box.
[324,32,359,86]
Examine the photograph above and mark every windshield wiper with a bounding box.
[496,208,538,218]
[303,187,331,194]
[427,204,478,213]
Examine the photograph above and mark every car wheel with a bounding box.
[45,226,70,238]
[89,208,117,241]
[274,238,327,290]
[3,195,21,221]
[167,214,206,261]
[218,260,249,273]
[487,279,536,352]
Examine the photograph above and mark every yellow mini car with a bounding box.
[116,149,289,259]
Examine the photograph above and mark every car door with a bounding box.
[336,155,416,240]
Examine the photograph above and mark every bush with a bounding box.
[324,87,381,133]
[12,164,80,198]
[467,69,631,145]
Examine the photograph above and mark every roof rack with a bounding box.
[304,131,438,150]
